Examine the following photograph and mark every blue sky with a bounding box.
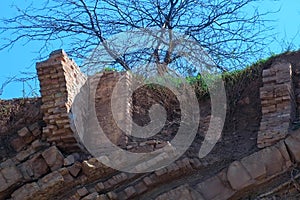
[0,0,300,99]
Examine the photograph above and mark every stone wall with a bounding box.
[0,121,115,200]
[257,62,296,148]
[3,121,300,200]
[36,50,86,152]
[2,50,300,199]
[155,131,299,200]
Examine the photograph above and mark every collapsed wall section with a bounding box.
[36,50,86,152]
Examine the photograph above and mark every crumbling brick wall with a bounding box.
[258,62,296,148]
[36,50,132,152]
[36,50,87,152]
[2,50,300,199]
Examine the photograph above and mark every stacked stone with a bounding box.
[2,123,116,200]
[96,157,200,200]
[258,62,295,148]
[36,50,86,152]
[155,133,299,200]
[155,185,201,200]
[9,155,116,200]
[90,130,299,200]
[0,123,48,199]
[4,124,300,200]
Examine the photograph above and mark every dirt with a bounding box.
[134,70,261,157]
[0,98,42,135]
[0,98,43,161]
[118,64,265,198]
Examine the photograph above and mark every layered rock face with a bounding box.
[1,50,300,199]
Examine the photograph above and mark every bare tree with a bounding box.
[0,77,16,97]
[0,0,274,74]
[0,72,38,98]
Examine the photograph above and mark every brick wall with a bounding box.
[95,71,132,147]
[257,62,296,148]
[76,71,132,154]
[36,50,87,152]
[37,50,132,153]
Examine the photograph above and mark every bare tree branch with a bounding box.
[0,0,277,74]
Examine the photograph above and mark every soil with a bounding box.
[0,98,42,134]
[124,64,265,199]
[0,98,43,161]
[132,68,262,157]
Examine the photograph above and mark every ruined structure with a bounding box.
[257,62,296,148]
[37,50,86,152]
[1,50,300,199]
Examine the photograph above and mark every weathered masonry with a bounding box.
[36,50,300,151]
[2,50,300,199]
[257,62,295,148]
[37,50,87,152]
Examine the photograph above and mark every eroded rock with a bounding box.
[42,146,64,171]
[227,161,253,190]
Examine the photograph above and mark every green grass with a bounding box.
[98,52,283,99]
